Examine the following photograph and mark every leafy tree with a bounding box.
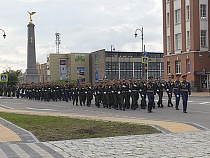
[2,69,22,86]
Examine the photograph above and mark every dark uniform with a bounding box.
[130,78,139,110]
[180,75,191,113]
[173,74,181,110]
[139,78,147,109]
[156,77,166,108]
[165,76,174,107]
[146,76,156,113]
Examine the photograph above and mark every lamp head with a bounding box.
[3,34,6,39]
[134,33,137,38]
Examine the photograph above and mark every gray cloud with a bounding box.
[0,0,163,72]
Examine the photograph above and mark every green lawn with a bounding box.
[0,112,161,142]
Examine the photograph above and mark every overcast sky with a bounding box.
[0,0,163,72]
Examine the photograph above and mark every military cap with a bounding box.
[176,74,181,77]
[148,76,153,79]
[182,74,187,78]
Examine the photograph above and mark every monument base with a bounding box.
[25,74,40,84]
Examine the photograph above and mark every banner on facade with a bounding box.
[77,67,85,82]
[59,59,68,80]
[75,54,85,62]
[95,54,99,81]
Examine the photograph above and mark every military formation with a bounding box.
[16,74,191,113]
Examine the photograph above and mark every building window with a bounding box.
[186,59,190,73]
[187,31,190,48]
[175,60,181,74]
[167,36,171,51]
[167,12,170,26]
[201,30,207,47]
[186,5,190,21]
[200,4,207,18]
[167,61,171,74]
[175,9,181,24]
[175,33,182,50]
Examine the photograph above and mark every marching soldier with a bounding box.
[165,75,174,107]
[130,77,139,110]
[121,79,130,111]
[86,82,93,107]
[72,84,79,105]
[156,76,165,108]
[173,74,181,110]
[146,76,156,113]
[78,83,86,106]
[180,75,191,113]
[139,77,147,109]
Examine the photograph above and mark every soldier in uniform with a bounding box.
[165,75,174,107]
[156,76,166,108]
[173,74,181,110]
[72,84,79,105]
[121,79,130,111]
[85,82,93,107]
[130,77,139,110]
[139,77,147,109]
[180,75,191,113]
[78,83,86,106]
[146,76,156,113]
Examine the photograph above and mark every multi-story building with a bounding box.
[48,53,90,82]
[47,50,164,85]
[163,0,210,91]
[90,49,164,85]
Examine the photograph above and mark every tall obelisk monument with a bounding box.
[25,11,39,83]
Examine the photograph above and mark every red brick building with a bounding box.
[163,0,210,91]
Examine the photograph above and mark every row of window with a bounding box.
[105,62,164,71]
[167,30,207,51]
[167,59,190,74]
[105,71,164,80]
[166,4,207,26]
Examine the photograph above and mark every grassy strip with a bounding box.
[0,112,161,142]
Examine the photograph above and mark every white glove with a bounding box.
[118,91,121,94]
[166,89,169,91]
[176,95,179,97]
[129,90,131,93]
[157,90,159,92]
[104,92,106,94]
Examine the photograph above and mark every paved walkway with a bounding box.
[0,92,210,157]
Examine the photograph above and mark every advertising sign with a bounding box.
[77,67,85,82]
[95,54,99,81]
[59,59,67,80]
[75,54,85,61]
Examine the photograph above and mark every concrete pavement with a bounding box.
[0,92,210,157]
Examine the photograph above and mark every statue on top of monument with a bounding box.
[27,11,36,24]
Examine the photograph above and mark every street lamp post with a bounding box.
[110,45,115,80]
[134,27,144,77]
[0,29,6,39]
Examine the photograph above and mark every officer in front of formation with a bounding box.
[173,74,181,110]
[146,76,156,113]
[180,75,191,113]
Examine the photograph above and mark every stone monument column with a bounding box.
[25,11,39,83]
